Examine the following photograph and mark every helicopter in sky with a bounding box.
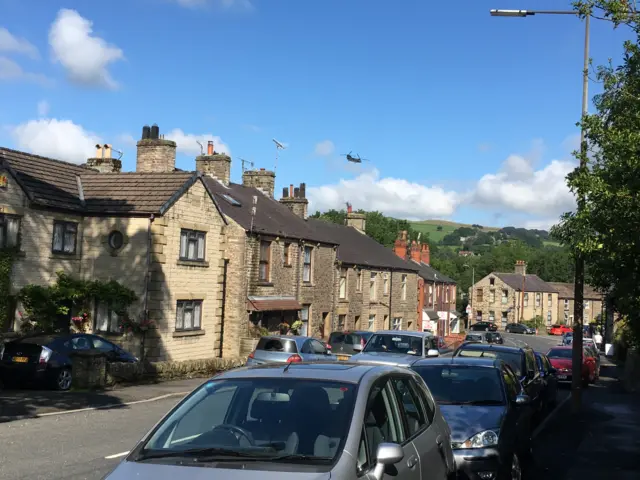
[341,151,369,163]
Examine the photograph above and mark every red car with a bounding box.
[548,324,572,336]
[546,346,597,386]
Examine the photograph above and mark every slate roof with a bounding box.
[548,282,603,300]
[307,218,419,272]
[495,273,557,293]
[203,177,336,244]
[0,147,211,215]
[409,260,457,284]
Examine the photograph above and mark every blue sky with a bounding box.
[0,0,631,229]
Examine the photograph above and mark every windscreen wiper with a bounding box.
[136,447,270,462]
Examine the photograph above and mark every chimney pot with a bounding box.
[300,183,306,198]
[294,187,300,198]
[282,187,288,198]
[260,168,265,171]
[142,125,151,140]
[347,204,353,213]
[207,141,214,155]
[289,184,294,197]
[150,124,159,140]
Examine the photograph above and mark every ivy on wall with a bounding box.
[0,250,16,333]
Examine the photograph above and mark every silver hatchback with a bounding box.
[105,362,455,479]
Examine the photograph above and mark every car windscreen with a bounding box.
[547,348,572,359]
[256,338,297,353]
[455,348,523,376]
[138,378,357,464]
[363,334,424,356]
[413,365,505,406]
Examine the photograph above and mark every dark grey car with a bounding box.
[104,362,456,479]
[327,331,374,360]
[412,357,534,480]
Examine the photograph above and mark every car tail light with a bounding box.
[248,351,255,359]
[325,343,332,350]
[286,354,302,363]
[39,346,53,364]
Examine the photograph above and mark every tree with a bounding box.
[553,1,640,346]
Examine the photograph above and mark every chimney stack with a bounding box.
[393,230,408,260]
[346,205,366,233]
[410,240,421,262]
[346,202,353,214]
[515,260,527,276]
[242,167,276,198]
[86,143,122,173]
[196,141,232,185]
[420,243,431,265]
[279,182,308,219]
[136,124,177,173]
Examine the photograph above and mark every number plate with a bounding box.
[557,375,568,380]
[337,355,350,361]
[12,356,29,363]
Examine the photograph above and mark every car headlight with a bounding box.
[459,430,499,449]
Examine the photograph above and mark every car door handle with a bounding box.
[436,435,443,447]
[406,455,418,468]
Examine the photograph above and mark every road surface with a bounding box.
[501,332,562,354]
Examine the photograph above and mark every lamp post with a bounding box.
[490,8,591,413]
[464,264,475,325]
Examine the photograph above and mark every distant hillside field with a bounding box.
[411,220,499,243]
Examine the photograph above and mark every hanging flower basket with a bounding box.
[71,312,90,332]
[119,315,155,335]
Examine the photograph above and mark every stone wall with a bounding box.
[243,169,275,198]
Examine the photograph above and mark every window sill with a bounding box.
[256,281,274,287]
[302,282,314,287]
[50,252,79,260]
[338,298,349,303]
[177,260,209,268]
[173,329,206,338]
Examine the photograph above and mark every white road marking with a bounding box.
[105,451,129,459]
[532,393,571,439]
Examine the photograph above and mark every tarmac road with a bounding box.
[501,331,563,353]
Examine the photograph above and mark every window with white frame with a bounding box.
[547,294,552,307]
[356,270,362,292]
[370,273,377,300]
[176,300,202,331]
[584,301,590,310]
[337,314,346,331]
[401,274,407,300]
[524,293,529,307]
[546,310,552,324]
[564,299,570,310]
[489,311,495,322]
[259,241,271,281]
[392,317,402,330]
[303,246,312,282]
[339,269,348,299]
[0,214,20,249]
[428,285,433,306]
[501,289,508,304]
[535,293,541,308]
[180,229,206,262]
[300,305,310,336]
[564,311,569,322]
[283,242,291,265]
[383,273,389,295]
[52,221,77,254]
[368,314,376,331]
[95,302,121,333]
[501,311,508,324]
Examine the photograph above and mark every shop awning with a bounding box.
[247,296,302,312]
[423,309,440,321]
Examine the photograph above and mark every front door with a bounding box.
[322,312,331,340]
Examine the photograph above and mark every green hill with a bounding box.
[411,220,499,243]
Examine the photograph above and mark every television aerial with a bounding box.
[341,151,369,163]
[272,138,287,173]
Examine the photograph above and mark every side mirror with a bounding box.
[353,344,363,352]
[427,349,440,357]
[515,394,530,405]
[373,443,404,480]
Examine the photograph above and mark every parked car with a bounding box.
[546,346,597,387]
[412,357,534,480]
[453,343,545,418]
[327,330,373,360]
[469,321,498,332]
[534,352,558,412]
[246,335,338,366]
[561,332,573,346]
[349,330,443,367]
[485,332,504,345]
[0,333,138,391]
[464,333,485,343]
[105,362,457,480]
[505,323,536,335]
[548,324,572,336]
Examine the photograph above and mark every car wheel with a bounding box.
[501,451,522,480]
[54,368,72,391]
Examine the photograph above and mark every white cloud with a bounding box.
[116,133,136,147]
[37,100,50,117]
[314,140,335,157]
[164,128,231,156]
[0,27,39,59]
[523,218,559,231]
[470,153,576,217]
[0,56,51,85]
[49,9,124,89]
[307,168,460,220]
[9,118,101,164]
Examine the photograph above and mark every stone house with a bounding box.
[548,282,604,325]
[392,232,458,335]
[468,260,559,329]
[307,211,420,334]
[0,126,228,362]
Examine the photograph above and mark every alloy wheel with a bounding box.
[57,369,72,390]
[511,453,522,480]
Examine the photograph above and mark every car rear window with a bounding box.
[256,338,297,353]
[547,348,572,359]
[455,348,523,376]
[328,333,346,344]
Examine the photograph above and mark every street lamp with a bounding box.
[464,264,475,325]
[490,7,591,414]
